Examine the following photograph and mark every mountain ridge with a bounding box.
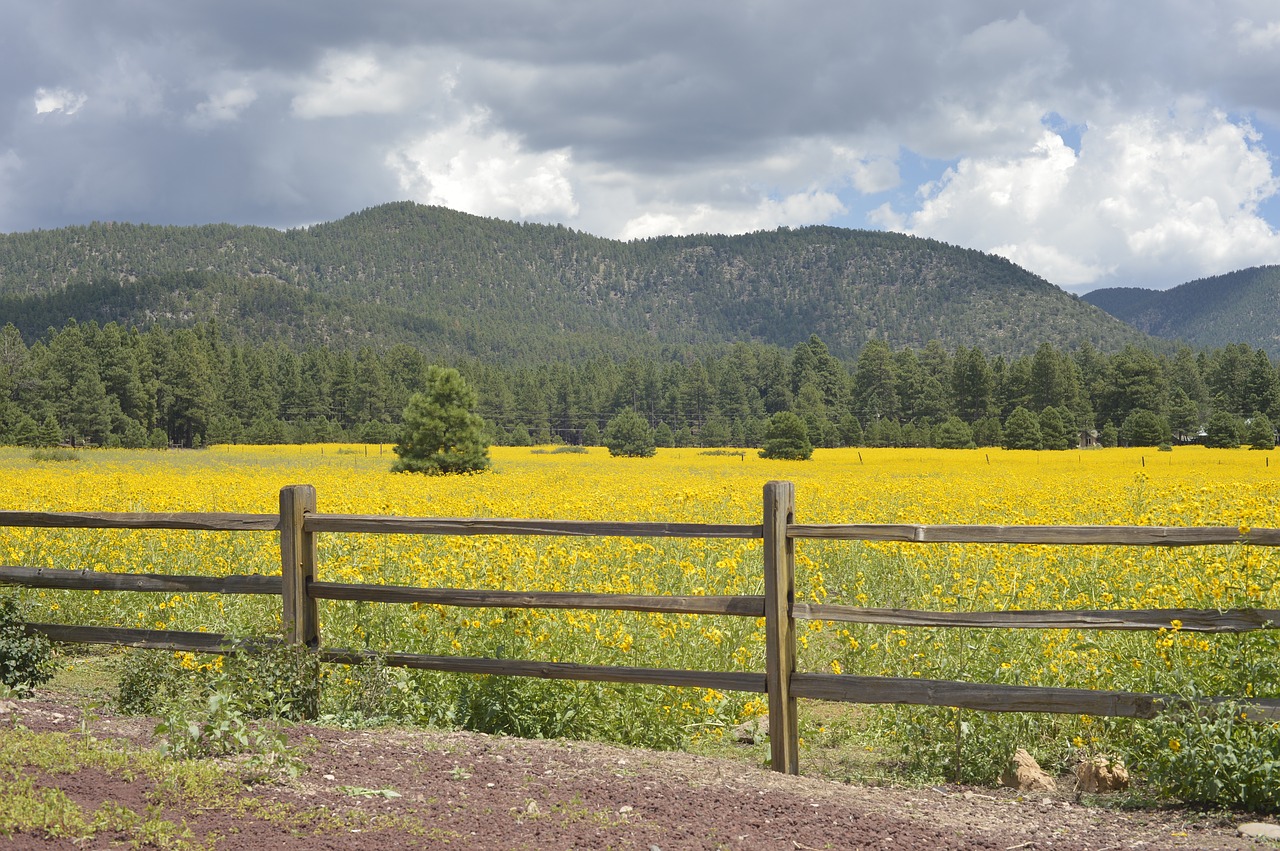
[1,202,1149,360]
[1083,265,1280,357]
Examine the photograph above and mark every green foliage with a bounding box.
[1002,406,1042,450]
[759,411,813,460]
[0,595,57,696]
[1100,421,1120,447]
[1037,406,1073,450]
[154,688,301,779]
[1141,691,1280,813]
[602,409,655,457]
[392,366,490,475]
[1121,409,1170,447]
[1204,411,1242,448]
[933,416,975,449]
[221,639,321,722]
[113,650,190,715]
[1245,413,1276,449]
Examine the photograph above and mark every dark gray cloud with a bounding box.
[1,0,1278,289]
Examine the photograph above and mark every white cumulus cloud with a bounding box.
[33,87,86,116]
[388,110,580,221]
[619,190,845,240]
[886,107,1280,289]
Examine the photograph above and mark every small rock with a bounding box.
[0,701,16,715]
[733,714,769,744]
[525,800,541,816]
[323,774,336,781]
[1239,823,1280,840]
[1000,748,1056,793]
[1074,755,1129,792]
[619,805,633,815]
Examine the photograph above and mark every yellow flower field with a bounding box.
[1,444,1277,757]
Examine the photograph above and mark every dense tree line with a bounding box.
[1,320,1276,451]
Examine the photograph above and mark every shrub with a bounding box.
[602,410,656,457]
[1141,693,1280,813]
[0,595,57,696]
[760,411,813,460]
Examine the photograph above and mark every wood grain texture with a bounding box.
[788,523,1279,546]
[308,582,764,616]
[318,647,765,693]
[0,510,278,531]
[305,514,762,539]
[793,604,1280,632]
[0,565,281,595]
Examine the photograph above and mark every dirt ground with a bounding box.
[2,696,1275,850]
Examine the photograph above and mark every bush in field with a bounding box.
[759,411,813,460]
[392,366,490,474]
[934,416,975,449]
[0,595,57,696]
[602,409,656,457]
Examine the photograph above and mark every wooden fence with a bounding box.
[3,480,1279,776]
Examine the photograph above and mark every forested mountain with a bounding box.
[0,202,1146,361]
[1084,266,1280,356]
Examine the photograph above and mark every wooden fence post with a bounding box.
[763,480,799,774]
[279,485,319,648]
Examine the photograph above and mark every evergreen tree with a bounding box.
[759,411,813,460]
[392,366,490,474]
[1204,411,1242,448]
[602,409,656,457]
[1038,406,1073,450]
[1002,406,1042,450]
[1120,409,1169,447]
[934,416,975,449]
[1245,413,1276,450]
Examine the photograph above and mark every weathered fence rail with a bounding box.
[3,480,1279,777]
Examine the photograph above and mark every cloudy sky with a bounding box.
[4,1,1280,293]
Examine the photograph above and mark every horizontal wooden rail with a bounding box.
[789,523,1279,546]
[793,603,1280,632]
[26,623,231,653]
[0,510,279,532]
[790,673,1280,721]
[309,582,765,616]
[319,647,766,693]
[0,566,282,595]
[305,513,762,539]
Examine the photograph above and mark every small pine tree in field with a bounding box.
[602,409,656,457]
[392,367,490,475]
[759,411,813,460]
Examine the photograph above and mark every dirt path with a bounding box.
[2,697,1272,850]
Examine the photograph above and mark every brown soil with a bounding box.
[2,697,1272,850]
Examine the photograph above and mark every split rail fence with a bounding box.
[3,481,1279,775]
